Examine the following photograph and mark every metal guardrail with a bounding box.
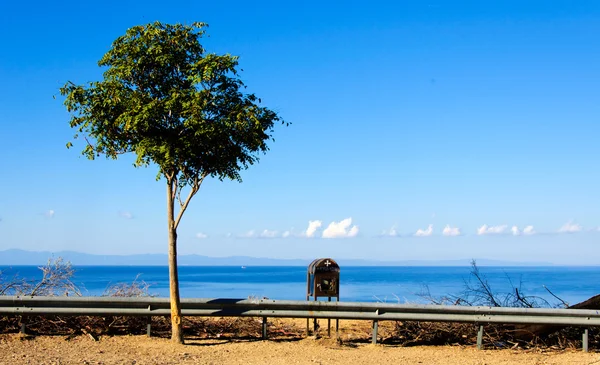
[0,296,597,350]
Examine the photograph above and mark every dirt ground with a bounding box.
[1,318,599,365]
[2,334,598,365]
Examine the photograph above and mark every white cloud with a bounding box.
[442,225,461,236]
[239,230,256,238]
[119,211,133,219]
[414,224,433,237]
[282,231,291,238]
[322,218,359,238]
[477,224,508,235]
[382,225,399,237]
[45,209,55,219]
[503,225,537,236]
[260,229,278,238]
[511,226,520,236]
[523,226,536,235]
[304,220,322,238]
[196,232,208,239]
[558,221,582,233]
[237,229,280,239]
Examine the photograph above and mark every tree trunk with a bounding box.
[167,181,184,344]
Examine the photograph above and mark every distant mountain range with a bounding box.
[0,249,553,266]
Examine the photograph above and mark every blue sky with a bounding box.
[1,1,599,264]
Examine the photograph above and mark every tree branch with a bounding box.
[0,281,22,295]
[177,171,192,208]
[177,185,184,207]
[171,175,178,201]
[515,288,534,308]
[469,260,500,307]
[82,135,128,158]
[164,169,175,182]
[83,135,95,150]
[543,285,569,308]
[173,173,207,230]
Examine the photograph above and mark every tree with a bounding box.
[60,22,285,343]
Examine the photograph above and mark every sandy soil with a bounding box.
[1,334,598,365]
[1,318,598,364]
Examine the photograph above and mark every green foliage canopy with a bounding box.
[61,22,283,187]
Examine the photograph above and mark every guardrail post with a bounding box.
[477,325,484,350]
[20,316,26,335]
[262,316,268,340]
[583,328,589,352]
[335,297,339,336]
[372,320,378,345]
[147,305,152,337]
[327,297,331,337]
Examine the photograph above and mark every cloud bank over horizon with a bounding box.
[226,219,596,239]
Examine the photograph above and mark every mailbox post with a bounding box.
[306,258,340,336]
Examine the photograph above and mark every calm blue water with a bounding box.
[2,265,600,305]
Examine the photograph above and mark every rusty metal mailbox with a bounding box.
[306,258,340,336]
[306,258,340,299]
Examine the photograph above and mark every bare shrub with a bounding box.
[418,260,564,308]
[0,257,80,297]
[396,260,589,349]
[102,275,153,297]
[0,269,27,296]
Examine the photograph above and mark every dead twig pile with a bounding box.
[384,260,600,349]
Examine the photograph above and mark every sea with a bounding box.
[2,265,600,306]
